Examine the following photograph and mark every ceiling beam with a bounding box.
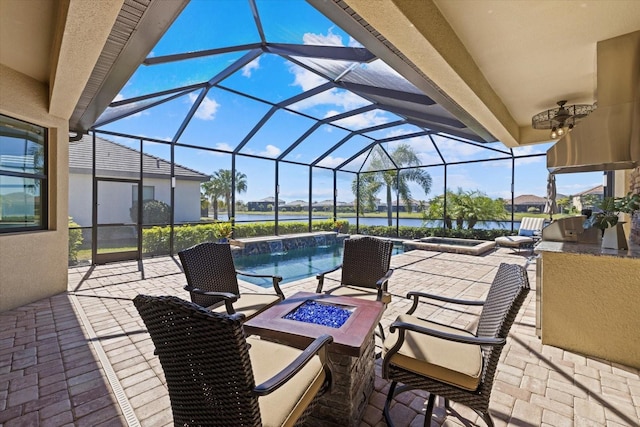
[49,0,124,120]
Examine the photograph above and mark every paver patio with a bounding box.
[1,248,639,426]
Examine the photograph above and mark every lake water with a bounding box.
[212,213,519,230]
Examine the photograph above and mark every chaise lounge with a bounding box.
[494,217,545,253]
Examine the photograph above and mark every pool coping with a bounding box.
[404,237,496,256]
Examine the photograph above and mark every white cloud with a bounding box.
[113,93,124,102]
[290,87,369,112]
[331,110,388,130]
[317,155,346,168]
[214,142,233,152]
[258,144,281,157]
[288,62,328,92]
[348,36,363,48]
[188,93,220,121]
[207,142,234,156]
[242,57,261,78]
[302,27,343,46]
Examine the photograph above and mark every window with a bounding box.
[0,115,47,233]
[132,185,155,204]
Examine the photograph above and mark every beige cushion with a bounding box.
[209,293,281,320]
[495,235,533,248]
[247,337,326,427]
[326,285,392,304]
[383,314,483,391]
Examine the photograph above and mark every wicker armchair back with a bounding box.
[178,242,239,308]
[133,295,261,426]
[341,236,393,289]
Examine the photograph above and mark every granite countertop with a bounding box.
[535,240,640,259]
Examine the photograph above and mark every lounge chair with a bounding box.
[494,217,545,252]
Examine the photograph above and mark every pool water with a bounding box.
[234,242,403,288]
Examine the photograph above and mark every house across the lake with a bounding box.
[69,135,209,227]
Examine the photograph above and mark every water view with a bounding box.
[214,213,519,230]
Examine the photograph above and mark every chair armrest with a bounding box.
[375,268,394,288]
[389,320,506,347]
[183,286,238,314]
[373,268,394,301]
[315,264,343,293]
[406,291,485,315]
[236,270,285,299]
[253,334,334,396]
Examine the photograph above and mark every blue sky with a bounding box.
[93,0,603,205]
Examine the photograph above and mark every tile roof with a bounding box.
[69,135,208,180]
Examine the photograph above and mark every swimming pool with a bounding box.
[233,242,403,287]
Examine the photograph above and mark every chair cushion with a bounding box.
[247,337,326,427]
[326,285,392,304]
[494,235,534,247]
[383,314,483,391]
[209,293,281,320]
[518,229,535,237]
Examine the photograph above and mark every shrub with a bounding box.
[130,200,171,224]
[142,221,234,255]
[68,217,83,265]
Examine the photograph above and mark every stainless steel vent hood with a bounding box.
[547,31,640,174]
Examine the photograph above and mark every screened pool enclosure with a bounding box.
[69,0,551,264]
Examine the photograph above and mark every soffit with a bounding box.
[340,0,640,146]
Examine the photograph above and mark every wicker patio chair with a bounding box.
[316,235,394,338]
[178,242,284,321]
[134,294,333,427]
[382,263,530,427]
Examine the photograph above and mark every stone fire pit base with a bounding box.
[306,334,376,426]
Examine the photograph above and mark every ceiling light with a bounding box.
[531,100,595,139]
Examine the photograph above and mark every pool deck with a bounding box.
[2,248,639,426]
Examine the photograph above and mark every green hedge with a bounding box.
[68,218,83,264]
[143,222,232,255]
[357,225,511,240]
[140,219,511,257]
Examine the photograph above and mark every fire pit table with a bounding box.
[244,291,385,426]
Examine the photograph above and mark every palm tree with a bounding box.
[425,188,507,229]
[210,169,248,219]
[353,144,432,226]
[201,179,224,220]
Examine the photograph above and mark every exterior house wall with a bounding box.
[68,173,93,227]
[0,65,69,312]
[69,174,202,226]
[174,180,202,223]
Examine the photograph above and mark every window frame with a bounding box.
[0,114,48,234]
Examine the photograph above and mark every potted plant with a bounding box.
[583,192,640,249]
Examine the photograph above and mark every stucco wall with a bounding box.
[0,65,69,312]
[541,251,640,369]
[174,180,202,222]
[68,174,202,226]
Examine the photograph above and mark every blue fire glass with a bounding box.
[284,300,352,328]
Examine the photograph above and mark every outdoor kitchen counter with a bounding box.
[535,240,640,258]
[534,242,640,369]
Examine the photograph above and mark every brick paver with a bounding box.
[0,246,638,426]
